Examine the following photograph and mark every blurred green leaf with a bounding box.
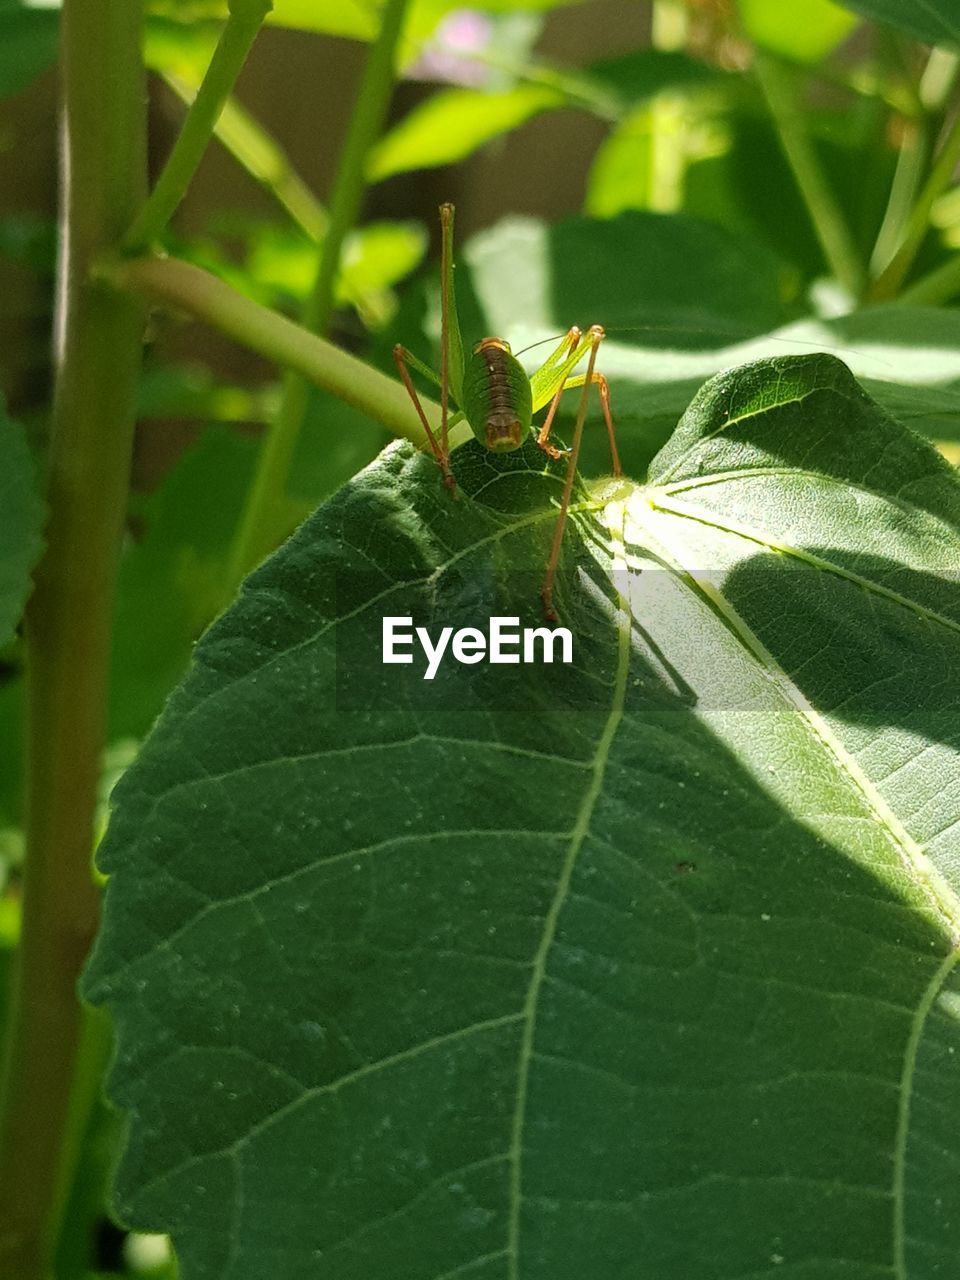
[243,220,428,313]
[367,84,564,181]
[0,215,57,273]
[586,106,657,217]
[743,104,894,272]
[145,0,376,38]
[0,399,43,649]
[439,214,960,477]
[86,354,960,1280]
[145,1,227,18]
[178,218,428,330]
[109,426,259,740]
[584,47,721,107]
[736,0,859,62]
[143,14,220,77]
[264,0,390,39]
[586,95,728,218]
[110,390,387,740]
[270,0,585,45]
[0,0,59,97]
[583,50,727,217]
[280,384,387,531]
[138,364,274,423]
[833,0,959,47]
[568,305,960,471]
[146,0,587,45]
[463,210,791,348]
[337,221,429,304]
[0,679,23,827]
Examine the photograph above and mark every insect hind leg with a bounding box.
[544,367,621,477]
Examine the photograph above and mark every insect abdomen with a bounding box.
[462,338,533,452]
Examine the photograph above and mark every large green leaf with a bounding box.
[0,399,43,647]
[834,0,958,47]
[86,353,960,1278]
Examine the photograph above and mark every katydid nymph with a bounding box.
[393,203,622,620]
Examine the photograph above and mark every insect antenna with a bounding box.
[512,320,897,373]
[513,333,568,359]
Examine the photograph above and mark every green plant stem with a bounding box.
[99,253,439,444]
[227,0,410,587]
[52,1009,116,1280]
[870,108,960,301]
[869,118,930,275]
[125,0,271,249]
[754,51,865,300]
[869,36,930,278]
[0,1,146,1275]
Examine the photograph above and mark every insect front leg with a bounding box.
[540,326,609,621]
[530,327,582,461]
[392,344,456,490]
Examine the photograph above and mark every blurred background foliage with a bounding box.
[2,0,960,1272]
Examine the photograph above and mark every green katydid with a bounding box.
[393,202,621,620]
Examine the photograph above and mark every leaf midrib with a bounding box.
[506,498,634,1279]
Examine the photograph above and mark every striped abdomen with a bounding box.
[462,338,533,452]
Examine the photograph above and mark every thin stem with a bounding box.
[159,74,399,325]
[754,50,865,300]
[227,0,410,588]
[51,1009,115,1280]
[870,118,931,275]
[98,253,439,446]
[125,0,271,249]
[161,71,328,240]
[0,0,146,1274]
[867,23,927,275]
[870,106,960,300]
